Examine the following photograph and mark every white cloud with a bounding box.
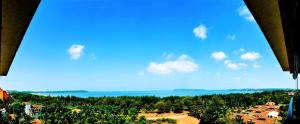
[68,44,85,60]
[211,52,247,70]
[227,63,239,70]
[240,51,262,61]
[224,60,230,64]
[238,6,255,22]
[226,34,236,40]
[225,61,247,70]
[193,24,207,40]
[212,51,227,61]
[147,54,198,74]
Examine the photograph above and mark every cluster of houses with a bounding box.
[235,102,282,124]
[0,90,43,124]
[24,102,44,119]
[24,102,44,124]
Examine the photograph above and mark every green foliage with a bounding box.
[137,116,147,124]
[147,118,176,124]
[0,102,32,123]
[0,90,290,123]
[41,105,139,123]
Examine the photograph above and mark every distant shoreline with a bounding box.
[7,88,293,94]
[174,88,292,91]
[8,88,293,98]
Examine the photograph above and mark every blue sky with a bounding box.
[0,0,295,91]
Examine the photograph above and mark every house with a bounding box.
[24,103,44,119]
[31,119,42,124]
[267,111,279,118]
[0,88,9,102]
[0,108,6,114]
[9,114,16,121]
[0,88,4,101]
[24,104,31,115]
[238,102,281,124]
[31,104,44,118]
[266,102,276,106]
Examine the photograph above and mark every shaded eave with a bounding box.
[244,0,290,72]
[0,0,41,76]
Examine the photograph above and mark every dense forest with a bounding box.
[0,90,292,123]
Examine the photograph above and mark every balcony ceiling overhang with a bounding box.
[244,0,300,75]
[244,0,300,74]
[0,0,40,76]
[244,0,287,71]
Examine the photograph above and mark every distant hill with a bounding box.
[8,90,88,93]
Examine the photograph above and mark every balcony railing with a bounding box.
[288,97,293,119]
[286,96,300,123]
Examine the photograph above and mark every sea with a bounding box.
[36,89,264,98]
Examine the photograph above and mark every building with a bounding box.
[0,108,6,114]
[0,88,9,102]
[0,88,3,101]
[8,114,16,121]
[31,119,42,124]
[265,102,276,106]
[267,111,279,118]
[24,104,31,115]
[24,103,44,119]
[31,104,44,119]
[3,91,9,101]
[237,102,282,124]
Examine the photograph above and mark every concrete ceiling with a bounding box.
[245,0,300,79]
[244,0,293,72]
[1,0,41,76]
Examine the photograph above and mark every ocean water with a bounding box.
[38,90,262,98]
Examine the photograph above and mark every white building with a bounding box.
[0,108,6,114]
[24,104,31,115]
[267,111,279,118]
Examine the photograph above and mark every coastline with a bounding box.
[26,89,272,98]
